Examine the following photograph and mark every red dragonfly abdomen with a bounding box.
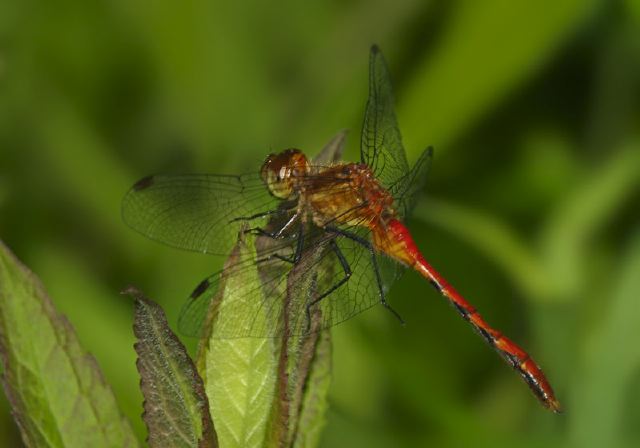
[372,218,562,413]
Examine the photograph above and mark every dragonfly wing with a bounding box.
[178,224,401,338]
[177,278,214,338]
[122,173,281,255]
[179,239,339,339]
[313,130,348,165]
[282,225,402,335]
[360,45,409,190]
[273,228,398,336]
[177,233,298,338]
[392,146,434,220]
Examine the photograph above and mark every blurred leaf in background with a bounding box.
[1,0,639,447]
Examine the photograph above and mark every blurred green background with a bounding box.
[1,0,640,447]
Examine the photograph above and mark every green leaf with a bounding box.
[0,240,138,448]
[197,236,279,448]
[292,329,332,448]
[125,286,217,448]
[275,251,334,448]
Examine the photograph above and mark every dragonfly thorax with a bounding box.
[261,148,310,199]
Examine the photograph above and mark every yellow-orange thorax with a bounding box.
[260,149,397,230]
[304,163,395,228]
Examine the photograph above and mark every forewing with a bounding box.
[360,45,409,190]
[122,173,280,255]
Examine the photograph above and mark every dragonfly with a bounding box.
[122,45,561,413]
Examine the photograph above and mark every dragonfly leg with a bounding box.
[326,226,405,325]
[255,221,305,265]
[292,221,305,263]
[304,239,351,333]
[246,211,299,240]
[228,208,284,223]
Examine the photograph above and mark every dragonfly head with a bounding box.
[261,148,310,199]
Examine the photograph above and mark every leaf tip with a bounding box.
[121,285,147,305]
